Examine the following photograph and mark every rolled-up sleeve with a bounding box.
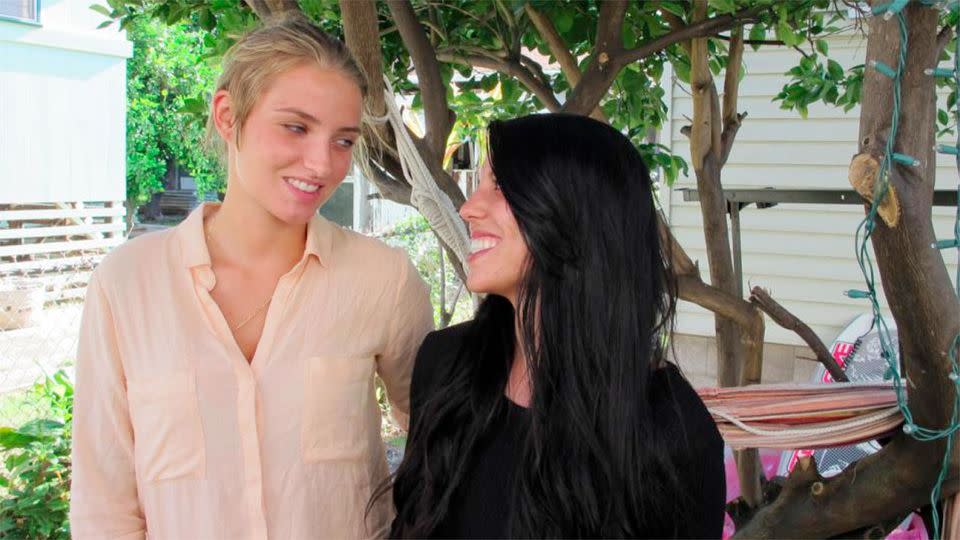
[70,271,145,540]
[376,251,434,431]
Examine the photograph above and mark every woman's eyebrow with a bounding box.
[275,107,361,134]
[276,107,318,123]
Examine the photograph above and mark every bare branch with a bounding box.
[722,26,744,128]
[689,1,722,174]
[749,286,848,382]
[720,26,745,167]
[437,52,562,111]
[386,0,455,160]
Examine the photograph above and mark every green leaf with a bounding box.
[827,60,844,80]
[554,10,574,34]
[19,419,64,438]
[749,23,766,51]
[816,39,829,56]
[0,427,38,449]
[674,60,691,84]
[199,9,215,31]
[89,3,111,17]
[97,20,113,29]
[709,0,737,14]
[776,18,803,48]
[939,109,950,125]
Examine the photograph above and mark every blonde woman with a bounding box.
[70,14,433,539]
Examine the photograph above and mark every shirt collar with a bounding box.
[177,202,334,273]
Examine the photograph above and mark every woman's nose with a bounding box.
[459,191,485,222]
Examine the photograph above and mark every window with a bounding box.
[0,0,39,24]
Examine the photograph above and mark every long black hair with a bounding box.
[385,113,694,538]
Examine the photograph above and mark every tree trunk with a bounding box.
[687,1,761,507]
[736,4,959,536]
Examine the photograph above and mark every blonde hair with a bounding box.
[205,12,368,160]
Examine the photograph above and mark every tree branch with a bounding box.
[557,0,629,115]
[263,0,298,15]
[562,2,766,116]
[519,54,553,90]
[658,214,698,278]
[738,6,959,535]
[618,5,767,66]
[368,162,412,206]
[937,24,955,56]
[660,9,691,56]
[437,52,562,111]
[386,0,455,161]
[523,3,607,122]
[340,0,393,148]
[722,26,744,128]
[719,112,746,166]
[749,286,848,382]
[716,34,786,46]
[243,0,271,19]
[524,3,582,86]
[720,26,745,167]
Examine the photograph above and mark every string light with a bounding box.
[860,4,960,538]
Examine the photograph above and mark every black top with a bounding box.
[397,322,727,539]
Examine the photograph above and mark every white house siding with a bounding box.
[0,0,131,203]
[0,1,130,399]
[664,32,959,355]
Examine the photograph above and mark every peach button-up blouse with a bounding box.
[70,204,434,540]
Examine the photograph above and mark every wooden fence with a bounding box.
[0,201,126,305]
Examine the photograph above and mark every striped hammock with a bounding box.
[696,382,901,450]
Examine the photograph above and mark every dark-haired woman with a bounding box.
[382,113,726,538]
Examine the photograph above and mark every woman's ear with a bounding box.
[211,89,236,144]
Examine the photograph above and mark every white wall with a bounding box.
[0,0,130,203]
[664,32,959,346]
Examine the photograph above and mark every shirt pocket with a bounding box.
[301,355,375,463]
[126,370,205,483]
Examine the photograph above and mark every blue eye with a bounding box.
[284,124,306,134]
[336,138,356,149]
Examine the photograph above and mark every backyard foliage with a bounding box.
[68,0,960,536]
[125,18,223,219]
[0,372,73,539]
[381,214,472,328]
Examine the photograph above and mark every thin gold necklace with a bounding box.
[205,216,273,332]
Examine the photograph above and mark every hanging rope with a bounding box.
[380,76,471,266]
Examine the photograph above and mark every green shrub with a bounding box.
[0,371,73,539]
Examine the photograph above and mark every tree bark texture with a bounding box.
[736,4,959,536]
